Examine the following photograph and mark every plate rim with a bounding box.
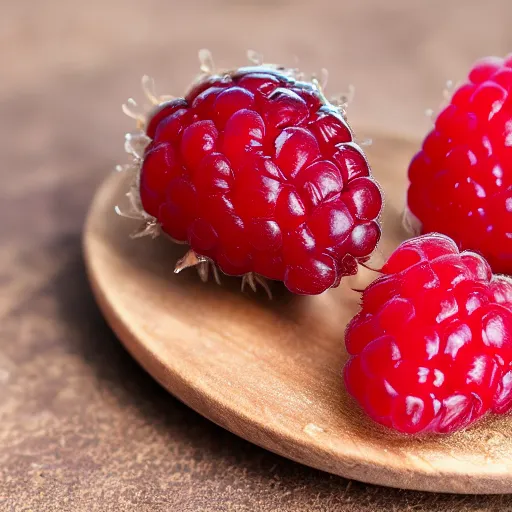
[83,131,512,494]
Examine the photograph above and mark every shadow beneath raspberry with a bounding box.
[338,377,512,477]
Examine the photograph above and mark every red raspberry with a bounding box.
[344,233,512,434]
[131,61,382,295]
[407,55,512,275]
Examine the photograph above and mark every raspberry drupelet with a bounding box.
[121,53,382,295]
[407,55,512,275]
[344,234,512,434]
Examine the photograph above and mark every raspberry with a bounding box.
[127,57,382,295]
[344,234,512,434]
[406,55,512,275]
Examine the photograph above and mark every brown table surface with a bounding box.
[2,1,512,510]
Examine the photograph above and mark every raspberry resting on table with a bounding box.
[407,55,512,275]
[344,233,512,434]
[120,52,382,295]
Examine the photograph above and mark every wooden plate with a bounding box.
[83,132,512,494]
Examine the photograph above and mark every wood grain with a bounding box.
[83,132,512,494]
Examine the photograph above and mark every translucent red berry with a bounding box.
[407,55,512,275]
[139,65,382,294]
[344,234,512,434]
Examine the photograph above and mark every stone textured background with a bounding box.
[2,0,512,510]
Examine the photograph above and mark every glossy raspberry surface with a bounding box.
[139,66,382,294]
[407,55,512,275]
[344,234,512,434]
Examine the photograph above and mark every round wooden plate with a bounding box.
[83,132,512,494]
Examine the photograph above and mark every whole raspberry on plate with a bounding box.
[344,233,512,434]
[406,55,512,275]
[119,51,382,296]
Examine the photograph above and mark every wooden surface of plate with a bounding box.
[83,132,512,494]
